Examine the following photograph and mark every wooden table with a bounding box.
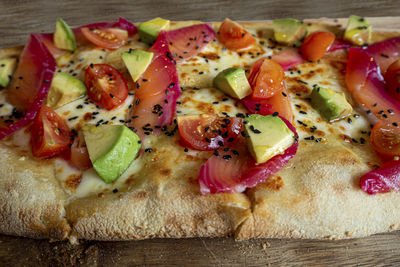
[1,0,400,265]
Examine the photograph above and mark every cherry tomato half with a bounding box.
[371,120,400,159]
[217,18,256,50]
[84,64,129,110]
[177,114,242,151]
[300,31,335,61]
[81,27,128,50]
[31,105,71,158]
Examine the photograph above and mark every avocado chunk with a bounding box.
[121,49,154,82]
[54,18,76,51]
[244,114,295,164]
[46,72,86,109]
[138,17,170,45]
[344,15,372,46]
[310,86,353,122]
[0,58,17,87]
[83,124,141,183]
[213,67,252,99]
[273,19,307,45]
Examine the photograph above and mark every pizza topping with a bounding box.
[244,114,295,164]
[31,105,71,158]
[0,35,56,140]
[127,31,180,138]
[300,31,336,61]
[344,15,372,46]
[0,58,17,88]
[248,58,285,99]
[166,23,216,61]
[84,64,129,110]
[270,47,304,71]
[273,18,306,46]
[217,18,256,50]
[360,158,400,194]
[83,124,141,183]
[81,27,128,50]
[177,114,242,151]
[370,120,400,159]
[310,86,353,122]
[364,37,400,73]
[327,38,352,53]
[121,49,154,82]
[213,67,251,99]
[63,130,92,171]
[198,117,298,194]
[138,17,170,45]
[54,18,76,51]
[384,59,400,101]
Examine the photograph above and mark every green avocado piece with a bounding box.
[311,86,353,122]
[273,19,307,45]
[121,49,154,82]
[83,124,141,183]
[244,114,295,164]
[45,72,86,109]
[0,58,17,87]
[138,17,170,45]
[213,67,252,99]
[344,15,372,46]
[54,18,76,51]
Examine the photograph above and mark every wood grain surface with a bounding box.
[1,0,400,266]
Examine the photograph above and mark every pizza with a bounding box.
[1,16,400,243]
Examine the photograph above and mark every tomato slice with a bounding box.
[371,120,400,159]
[384,59,400,101]
[166,24,216,62]
[300,31,335,61]
[248,58,285,99]
[64,131,92,170]
[177,114,242,151]
[81,27,128,50]
[217,18,256,50]
[84,64,129,110]
[31,105,71,158]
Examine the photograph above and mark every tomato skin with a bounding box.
[64,132,92,170]
[31,105,71,158]
[81,27,128,50]
[177,114,242,151]
[384,59,400,101]
[248,58,285,99]
[300,31,335,61]
[85,64,129,110]
[371,120,400,159]
[217,18,256,50]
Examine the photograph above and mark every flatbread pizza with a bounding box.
[1,16,400,242]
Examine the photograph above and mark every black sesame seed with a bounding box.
[222,155,232,160]
[272,112,279,117]
[113,188,118,193]
[213,150,219,156]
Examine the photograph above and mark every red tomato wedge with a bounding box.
[300,31,335,61]
[241,85,294,123]
[248,58,285,99]
[166,23,216,62]
[364,37,400,74]
[84,64,129,110]
[1,35,56,141]
[198,117,298,194]
[177,114,242,151]
[63,131,92,170]
[73,17,137,45]
[81,27,128,50]
[270,48,304,71]
[127,31,180,139]
[217,18,256,50]
[360,159,400,194]
[384,59,400,101]
[31,105,71,158]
